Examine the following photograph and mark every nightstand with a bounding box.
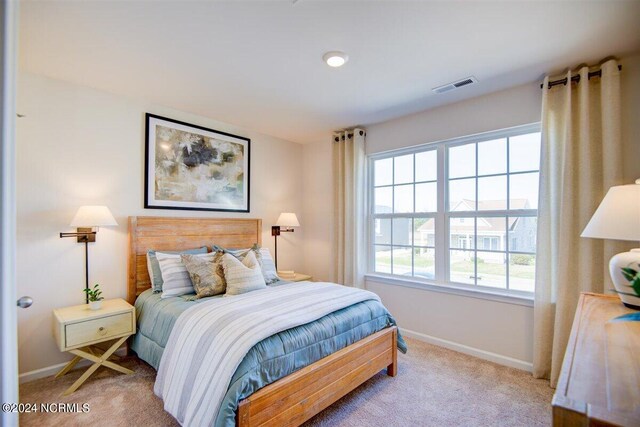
[52,298,136,395]
[289,273,313,282]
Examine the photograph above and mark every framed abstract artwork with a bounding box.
[144,113,250,212]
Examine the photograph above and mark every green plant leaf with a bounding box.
[621,267,638,281]
[631,277,640,297]
[612,289,639,297]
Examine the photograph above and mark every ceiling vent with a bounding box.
[432,76,478,94]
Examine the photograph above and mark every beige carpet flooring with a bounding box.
[20,338,553,426]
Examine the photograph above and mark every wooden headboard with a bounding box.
[127,216,262,303]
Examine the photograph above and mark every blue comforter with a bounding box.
[131,284,406,426]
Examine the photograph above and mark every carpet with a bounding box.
[19,338,553,426]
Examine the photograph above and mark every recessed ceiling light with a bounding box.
[323,51,348,68]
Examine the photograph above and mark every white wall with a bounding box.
[302,140,334,282]
[303,52,640,369]
[365,82,542,155]
[16,72,305,375]
[366,281,534,369]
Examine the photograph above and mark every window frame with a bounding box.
[367,123,540,300]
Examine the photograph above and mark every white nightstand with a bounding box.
[52,298,136,395]
[289,273,313,282]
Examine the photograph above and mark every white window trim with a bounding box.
[364,273,534,307]
[367,123,540,301]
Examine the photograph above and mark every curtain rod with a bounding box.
[540,64,622,89]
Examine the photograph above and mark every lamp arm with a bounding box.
[271,226,297,271]
[59,231,95,303]
[59,231,97,238]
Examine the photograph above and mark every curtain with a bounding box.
[533,59,628,386]
[333,129,367,288]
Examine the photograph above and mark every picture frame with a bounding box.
[144,113,250,212]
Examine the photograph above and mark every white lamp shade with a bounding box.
[581,184,640,241]
[276,212,300,227]
[70,206,118,227]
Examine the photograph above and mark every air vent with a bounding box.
[454,78,474,88]
[432,76,478,94]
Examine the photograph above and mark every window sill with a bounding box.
[364,273,534,307]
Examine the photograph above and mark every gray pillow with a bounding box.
[147,246,208,292]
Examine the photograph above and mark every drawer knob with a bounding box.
[98,327,107,335]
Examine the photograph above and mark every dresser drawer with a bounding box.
[65,312,133,348]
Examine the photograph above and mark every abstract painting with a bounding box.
[145,114,250,212]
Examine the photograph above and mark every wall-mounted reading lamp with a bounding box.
[271,212,300,270]
[60,206,117,303]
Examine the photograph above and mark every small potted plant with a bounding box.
[84,284,104,310]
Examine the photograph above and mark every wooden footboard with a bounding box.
[236,326,398,427]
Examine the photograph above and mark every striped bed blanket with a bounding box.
[154,281,382,426]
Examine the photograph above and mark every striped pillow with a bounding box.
[258,248,279,284]
[157,252,215,298]
[222,251,267,296]
[146,246,208,293]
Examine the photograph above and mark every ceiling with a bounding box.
[19,1,640,144]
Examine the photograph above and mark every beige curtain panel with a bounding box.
[533,59,630,387]
[333,129,367,288]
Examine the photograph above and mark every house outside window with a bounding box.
[369,124,540,296]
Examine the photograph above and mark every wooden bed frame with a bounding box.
[127,216,398,427]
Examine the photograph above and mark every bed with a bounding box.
[127,216,404,427]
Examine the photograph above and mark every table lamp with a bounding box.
[581,180,640,309]
[271,212,300,271]
[60,206,118,303]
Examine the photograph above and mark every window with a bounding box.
[373,149,437,279]
[370,124,540,295]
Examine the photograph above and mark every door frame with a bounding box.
[1,0,19,424]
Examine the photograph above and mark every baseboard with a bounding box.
[400,328,533,372]
[19,348,128,384]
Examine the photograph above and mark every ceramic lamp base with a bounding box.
[609,248,640,310]
[623,302,640,310]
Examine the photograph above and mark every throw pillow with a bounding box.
[156,251,213,298]
[213,244,280,284]
[222,251,267,296]
[146,246,208,293]
[181,250,226,298]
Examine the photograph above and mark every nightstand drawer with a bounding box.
[65,312,133,348]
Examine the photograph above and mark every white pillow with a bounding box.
[156,252,214,298]
[222,251,267,296]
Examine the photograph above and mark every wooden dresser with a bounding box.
[553,293,640,426]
